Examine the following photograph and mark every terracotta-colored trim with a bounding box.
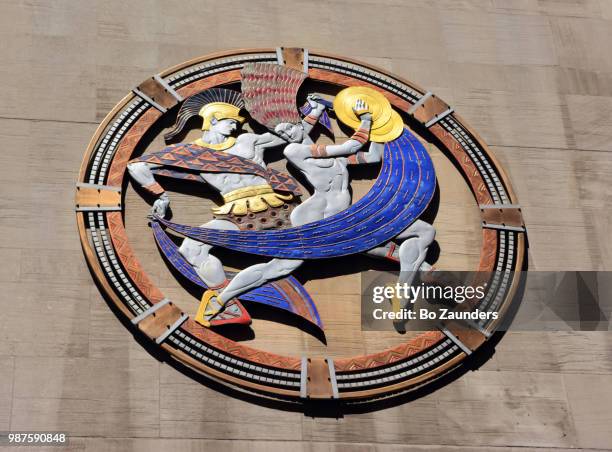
[76,49,526,401]
[308,68,411,112]
[176,70,243,98]
[339,352,465,399]
[334,330,444,372]
[165,345,301,398]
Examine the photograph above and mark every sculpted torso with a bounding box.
[284,142,351,223]
[200,133,268,195]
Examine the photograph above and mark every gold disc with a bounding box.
[370,110,404,143]
[333,86,393,130]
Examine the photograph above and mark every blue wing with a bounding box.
[151,221,323,329]
[156,128,435,259]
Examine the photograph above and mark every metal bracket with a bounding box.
[155,314,188,344]
[133,75,184,112]
[275,47,307,73]
[480,204,526,232]
[408,91,454,128]
[439,324,473,355]
[131,298,172,325]
[299,357,338,399]
[75,183,122,212]
[327,357,339,399]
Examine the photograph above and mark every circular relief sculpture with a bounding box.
[76,48,526,410]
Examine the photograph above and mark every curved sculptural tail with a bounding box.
[157,128,436,259]
[151,221,323,330]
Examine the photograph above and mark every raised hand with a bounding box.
[150,193,170,219]
[352,99,372,120]
[306,94,326,113]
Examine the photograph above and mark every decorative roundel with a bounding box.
[76,48,526,409]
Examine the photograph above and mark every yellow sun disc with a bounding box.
[333,86,393,130]
[334,86,404,143]
[370,110,404,143]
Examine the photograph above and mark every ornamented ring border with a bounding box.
[76,48,526,406]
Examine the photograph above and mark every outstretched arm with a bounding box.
[127,162,170,217]
[301,94,326,138]
[346,141,384,164]
[254,131,290,150]
[309,99,373,158]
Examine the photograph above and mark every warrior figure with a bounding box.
[284,91,436,331]
[127,61,373,326]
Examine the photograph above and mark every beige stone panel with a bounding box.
[0,0,97,123]
[20,249,92,284]
[602,0,612,19]
[433,370,577,448]
[88,286,152,361]
[550,16,612,73]
[391,58,452,95]
[492,146,612,268]
[556,66,612,97]
[454,90,569,149]
[159,364,303,440]
[523,205,606,269]
[450,63,564,96]
[241,292,421,359]
[563,373,612,449]
[441,10,557,66]
[327,3,446,61]
[0,281,89,358]
[0,357,14,430]
[565,94,612,151]
[492,146,583,209]
[494,332,612,374]
[0,248,21,283]
[0,119,95,252]
[302,397,440,444]
[11,356,159,437]
[491,0,603,18]
[82,438,309,452]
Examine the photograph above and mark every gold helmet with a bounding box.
[164,88,246,142]
[199,102,245,132]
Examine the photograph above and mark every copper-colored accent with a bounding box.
[484,232,526,334]
[308,68,412,112]
[143,181,164,196]
[307,358,333,399]
[159,48,275,79]
[182,319,302,370]
[76,213,133,320]
[453,110,520,205]
[136,77,181,110]
[75,186,121,208]
[137,302,183,340]
[107,212,165,303]
[176,70,242,99]
[429,123,493,205]
[107,109,162,186]
[351,130,369,144]
[166,346,300,398]
[339,353,465,399]
[281,47,305,71]
[481,206,524,228]
[304,114,317,125]
[310,143,328,158]
[334,330,444,372]
[78,91,135,182]
[478,229,498,273]
[409,94,451,126]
